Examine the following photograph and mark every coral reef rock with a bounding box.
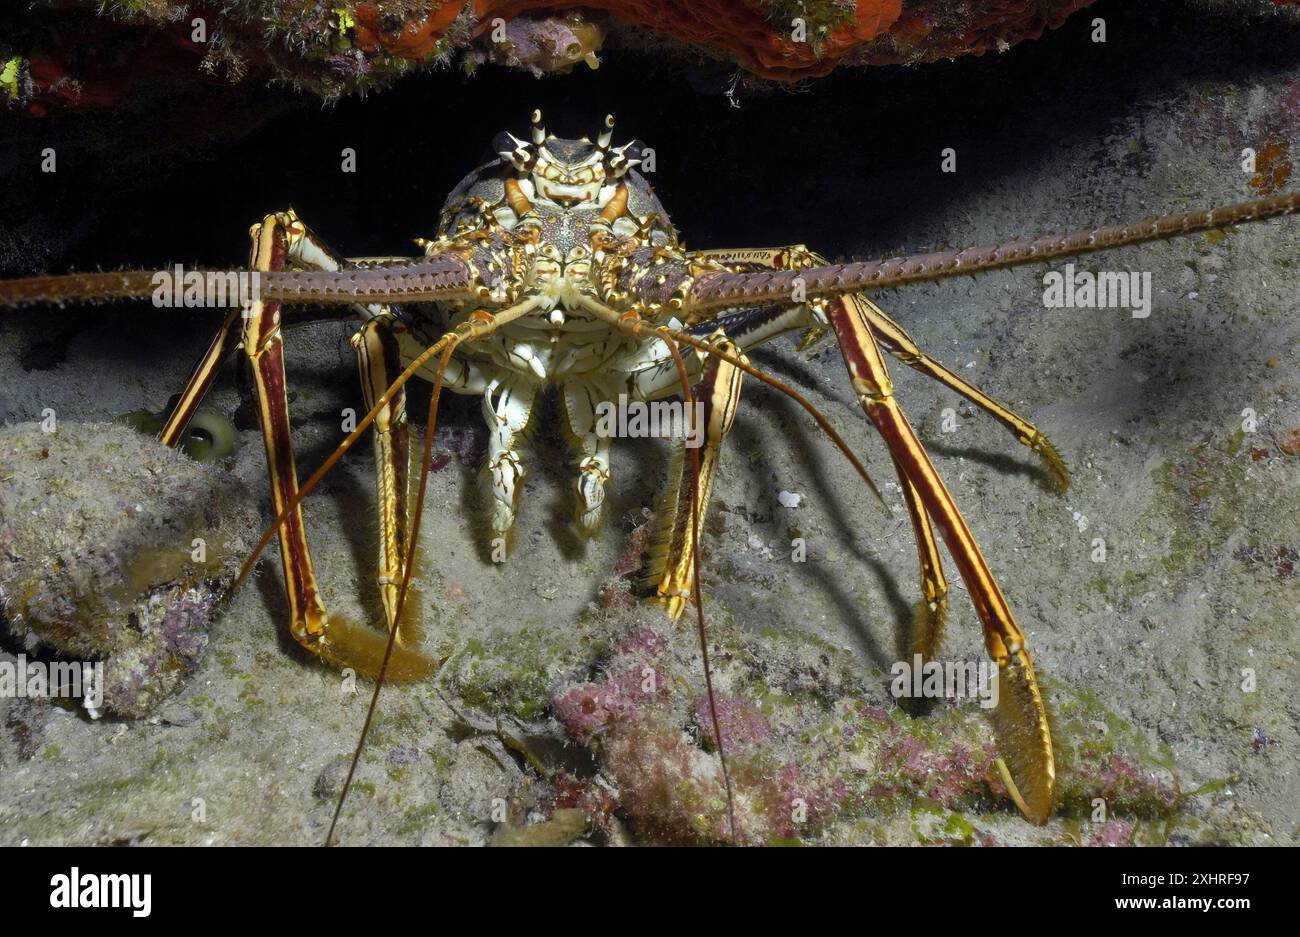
[1,1,1106,110]
[0,421,258,718]
[542,606,1252,845]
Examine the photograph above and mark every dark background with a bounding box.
[2,0,1299,282]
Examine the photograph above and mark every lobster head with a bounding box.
[494,110,644,207]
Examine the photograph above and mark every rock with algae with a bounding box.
[0,1,1104,112]
[541,605,1254,846]
[389,516,1269,845]
[0,421,258,718]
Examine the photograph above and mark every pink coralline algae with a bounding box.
[592,516,653,611]
[873,732,1001,809]
[550,611,1005,843]
[1086,819,1135,847]
[1094,751,1178,814]
[691,694,773,751]
[536,770,620,830]
[548,607,1193,845]
[552,625,670,744]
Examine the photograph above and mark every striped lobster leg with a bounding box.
[646,333,744,620]
[238,211,333,653]
[159,210,371,447]
[352,312,421,644]
[687,245,1069,491]
[220,211,435,678]
[824,294,1055,823]
[157,306,245,449]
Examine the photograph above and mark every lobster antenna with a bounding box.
[659,328,738,844]
[684,190,1300,313]
[327,340,458,846]
[0,270,167,306]
[5,195,1295,313]
[0,255,478,308]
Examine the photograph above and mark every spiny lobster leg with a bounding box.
[860,297,1069,492]
[160,209,374,447]
[353,313,421,643]
[625,298,952,648]
[483,372,540,549]
[561,378,618,536]
[824,294,1055,823]
[891,451,949,669]
[647,334,744,620]
[240,212,330,648]
[263,214,424,641]
[238,211,436,679]
[364,320,497,606]
[158,307,244,448]
[687,245,1069,491]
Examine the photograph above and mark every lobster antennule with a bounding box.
[686,190,1300,311]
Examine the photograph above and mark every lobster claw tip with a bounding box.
[315,614,439,683]
[990,649,1057,825]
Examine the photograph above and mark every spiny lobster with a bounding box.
[1,110,1296,839]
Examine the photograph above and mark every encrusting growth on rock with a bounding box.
[0,422,258,717]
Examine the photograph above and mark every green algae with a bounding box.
[447,619,616,721]
[761,1,857,43]
[1152,431,1256,577]
[397,800,444,837]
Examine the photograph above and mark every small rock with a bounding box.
[159,705,201,728]
[1251,728,1274,754]
[777,490,802,509]
[490,808,590,847]
[1278,425,1300,456]
[313,755,351,800]
[440,739,521,823]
